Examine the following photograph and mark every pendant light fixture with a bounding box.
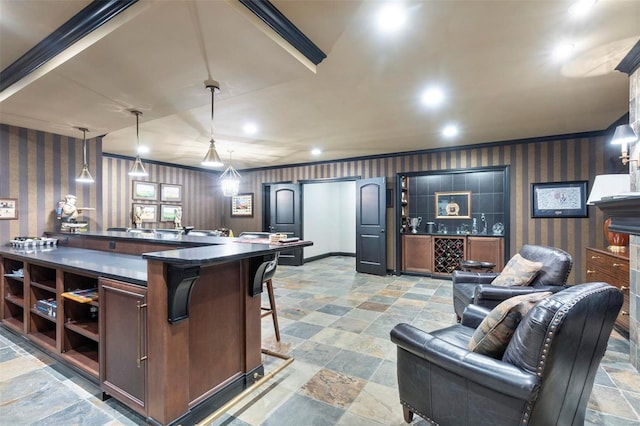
[201,80,223,167]
[75,127,94,183]
[128,110,148,177]
[220,151,241,197]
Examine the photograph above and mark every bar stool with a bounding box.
[240,232,281,341]
[261,254,280,341]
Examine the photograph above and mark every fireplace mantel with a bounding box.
[594,196,640,236]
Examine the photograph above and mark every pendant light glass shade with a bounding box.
[201,80,223,167]
[128,110,148,177]
[220,165,241,197]
[75,127,94,183]
[220,151,241,197]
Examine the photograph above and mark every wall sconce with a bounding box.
[611,124,638,165]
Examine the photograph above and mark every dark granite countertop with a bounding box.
[2,232,312,282]
[0,246,147,286]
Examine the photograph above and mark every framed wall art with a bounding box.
[132,181,158,201]
[160,184,182,202]
[132,203,157,223]
[230,193,254,217]
[0,198,18,220]
[531,181,588,218]
[160,204,182,222]
[435,191,471,219]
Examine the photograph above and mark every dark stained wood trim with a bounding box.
[594,197,640,236]
[0,0,138,92]
[238,0,326,65]
[615,39,640,75]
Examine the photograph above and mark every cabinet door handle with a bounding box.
[621,311,629,316]
[137,301,148,368]
[590,255,601,260]
[620,286,629,292]
[612,263,622,268]
[586,270,596,274]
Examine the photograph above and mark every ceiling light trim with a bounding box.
[237,0,326,66]
[615,39,640,75]
[0,0,139,94]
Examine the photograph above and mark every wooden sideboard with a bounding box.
[402,234,504,276]
[585,247,630,333]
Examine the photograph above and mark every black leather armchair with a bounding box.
[452,244,572,319]
[391,282,622,426]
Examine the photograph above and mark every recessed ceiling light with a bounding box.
[442,124,459,138]
[568,0,597,18]
[552,42,575,61]
[377,3,407,33]
[311,148,322,156]
[137,145,149,154]
[243,123,258,135]
[421,87,445,107]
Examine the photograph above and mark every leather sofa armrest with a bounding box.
[452,270,499,285]
[461,304,491,328]
[474,285,566,308]
[390,323,539,400]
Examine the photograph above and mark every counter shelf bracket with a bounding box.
[248,254,277,297]
[166,265,201,324]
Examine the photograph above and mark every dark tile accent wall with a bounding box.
[408,170,505,235]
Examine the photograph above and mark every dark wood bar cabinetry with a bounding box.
[401,234,504,276]
[1,232,311,425]
[585,247,630,333]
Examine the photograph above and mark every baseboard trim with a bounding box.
[303,252,355,263]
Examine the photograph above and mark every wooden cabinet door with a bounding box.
[402,235,432,273]
[99,278,147,416]
[466,237,505,272]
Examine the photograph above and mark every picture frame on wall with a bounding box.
[435,191,472,219]
[132,181,158,201]
[531,180,588,218]
[132,203,157,223]
[0,198,18,220]
[160,184,182,202]
[230,193,254,217]
[160,204,181,222]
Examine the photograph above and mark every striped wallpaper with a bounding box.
[101,156,220,230]
[0,123,623,284]
[0,124,103,238]
[229,132,620,284]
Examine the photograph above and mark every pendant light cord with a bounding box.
[210,86,215,140]
[82,128,87,164]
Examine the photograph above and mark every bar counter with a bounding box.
[1,231,312,425]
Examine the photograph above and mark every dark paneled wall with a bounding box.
[229,133,615,284]
[1,124,103,237]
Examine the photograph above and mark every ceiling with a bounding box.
[1,0,639,171]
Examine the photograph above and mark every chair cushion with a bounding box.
[491,253,543,287]
[467,291,551,358]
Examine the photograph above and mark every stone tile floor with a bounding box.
[0,256,638,425]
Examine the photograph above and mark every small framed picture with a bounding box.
[231,193,254,217]
[133,181,158,201]
[161,184,182,202]
[132,204,157,223]
[160,204,182,222]
[0,198,18,220]
[531,181,588,218]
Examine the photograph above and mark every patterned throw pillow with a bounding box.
[491,253,543,287]
[467,292,552,359]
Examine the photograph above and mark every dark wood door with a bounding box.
[99,278,147,416]
[356,177,387,275]
[269,184,303,265]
